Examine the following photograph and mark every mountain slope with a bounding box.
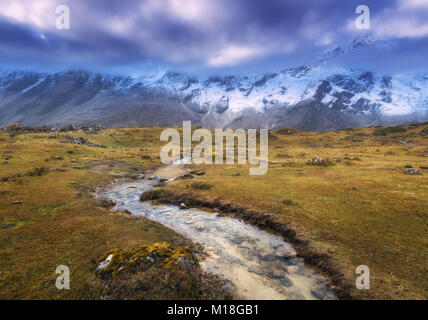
[0,66,427,130]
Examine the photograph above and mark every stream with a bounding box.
[102,178,337,300]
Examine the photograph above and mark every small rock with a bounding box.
[12,201,23,205]
[309,156,327,165]
[258,254,277,262]
[276,246,297,260]
[179,203,187,209]
[267,267,285,279]
[404,168,419,175]
[310,283,329,299]
[287,292,306,300]
[280,276,293,287]
[1,224,16,230]
[248,265,264,275]
[97,254,114,271]
[131,174,145,180]
[176,257,193,272]
[323,291,338,300]
[222,280,236,294]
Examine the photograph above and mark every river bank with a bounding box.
[101,167,338,300]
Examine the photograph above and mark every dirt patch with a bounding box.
[90,162,126,173]
[146,165,190,180]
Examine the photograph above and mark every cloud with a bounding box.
[0,0,426,73]
[207,45,265,67]
[370,0,428,39]
[374,18,428,39]
[398,0,428,9]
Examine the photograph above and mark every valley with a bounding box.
[0,123,427,299]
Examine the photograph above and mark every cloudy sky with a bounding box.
[0,0,427,75]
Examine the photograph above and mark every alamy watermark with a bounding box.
[56,5,70,30]
[356,265,370,290]
[160,121,269,175]
[56,265,70,290]
[355,5,370,30]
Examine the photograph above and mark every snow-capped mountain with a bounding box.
[0,64,427,130]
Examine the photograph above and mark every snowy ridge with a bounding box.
[0,65,427,129]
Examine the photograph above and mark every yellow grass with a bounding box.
[165,124,428,299]
[1,124,427,299]
[0,128,186,299]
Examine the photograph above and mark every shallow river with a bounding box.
[103,178,337,300]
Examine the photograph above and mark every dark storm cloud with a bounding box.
[0,0,426,73]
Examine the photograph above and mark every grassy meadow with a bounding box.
[0,124,427,299]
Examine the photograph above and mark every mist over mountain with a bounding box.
[1,36,427,131]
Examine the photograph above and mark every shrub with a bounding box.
[140,189,167,201]
[7,122,21,130]
[188,182,213,190]
[373,127,407,136]
[26,167,50,177]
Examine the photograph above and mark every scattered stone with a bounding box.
[311,284,329,299]
[12,200,23,205]
[190,170,207,176]
[323,292,338,300]
[179,203,187,209]
[399,140,417,146]
[176,257,193,272]
[248,265,264,276]
[154,181,166,188]
[131,174,145,180]
[404,168,419,175]
[97,254,114,271]
[65,136,108,148]
[100,199,116,209]
[287,292,306,300]
[276,246,297,260]
[282,199,297,206]
[267,267,285,279]
[177,174,194,180]
[308,156,326,165]
[4,123,103,136]
[280,276,293,287]
[258,254,277,262]
[0,224,16,230]
[188,182,213,190]
[146,256,155,264]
